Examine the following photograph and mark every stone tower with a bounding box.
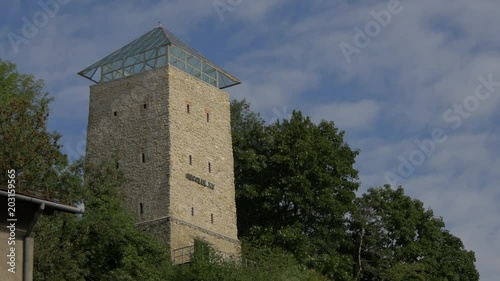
[78,27,241,258]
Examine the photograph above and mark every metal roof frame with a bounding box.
[78,27,240,89]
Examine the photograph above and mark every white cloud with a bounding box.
[230,0,288,23]
[309,100,380,131]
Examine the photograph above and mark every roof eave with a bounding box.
[220,81,241,90]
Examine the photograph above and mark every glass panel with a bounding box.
[203,63,216,79]
[124,56,138,67]
[146,58,156,68]
[187,54,201,70]
[158,46,167,56]
[80,26,239,85]
[103,73,112,82]
[169,54,179,64]
[112,71,123,79]
[209,77,217,87]
[174,60,185,70]
[193,68,201,78]
[133,63,144,73]
[79,27,240,87]
[124,66,133,76]
[218,72,236,88]
[170,45,185,60]
[156,56,167,67]
[217,72,225,88]
[146,49,156,60]
[142,33,160,51]
[133,53,144,62]
[206,70,216,79]
[186,65,194,75]
[83,67,98,79]
[102,64,113,74]
[111,60,123,70]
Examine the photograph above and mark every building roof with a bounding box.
[78,27,240,89]
[0,188,83,235]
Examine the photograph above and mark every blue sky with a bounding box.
[1,0,499,279]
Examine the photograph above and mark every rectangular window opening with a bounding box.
[140,203,144,214]
[143,104,147,109]
[142,153,145,163]
[113,111,117,116]
[187,104,190,113]
[208,162,211,173]
[211,214,214,224]
[189,155,192,165]
[191,207,195,216]
[207,113,210,122]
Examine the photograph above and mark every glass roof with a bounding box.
[78,27,240,89]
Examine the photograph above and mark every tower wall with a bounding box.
[86,65,240,255]
[86,69,171,246]
[167,65,240,255]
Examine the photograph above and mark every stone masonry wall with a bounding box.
[86,68,171,229]
[167,65,240,255]
[86,65,240,256]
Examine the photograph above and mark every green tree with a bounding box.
[174,239,329,281]
[259,111,359,278]
[0,59,66,199]
[34,159,174,281]
[352,185,479,281]
[0,61,172,280]
[231,100,360,279]
[230,99,269,236]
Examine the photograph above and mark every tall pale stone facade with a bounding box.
[79,27,241,258]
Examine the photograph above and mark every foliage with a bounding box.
[33,159,326,281]
[230,99,269,236]
[174,240,328,281]
[351,185,479,281]
[231,99,479,281]
[33,160,174,281]
[241,241,329,281]
[231,100,360,278]
[0,59,66,199]
[1,61,479,281]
